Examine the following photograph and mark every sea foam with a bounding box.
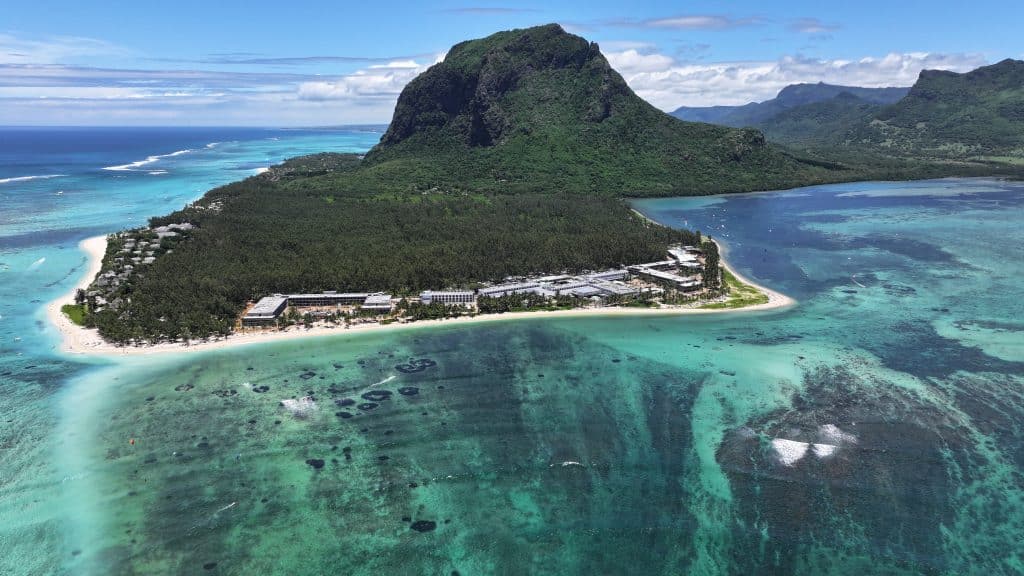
[0,174,66,185]
[103,149,193,172]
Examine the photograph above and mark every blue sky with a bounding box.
[1,0,1020,125]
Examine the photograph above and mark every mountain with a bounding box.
[852,59,1024,159]
[671,82,909,128]
[363,23,835,196]
[84,24,845,344]
[756,92,886,147]
[762,59,1024,162]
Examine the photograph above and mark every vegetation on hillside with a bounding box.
[739,60,1024,171]
[672,83,909,127]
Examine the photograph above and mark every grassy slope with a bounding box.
[700,268,769,310]
[61,304,86,326]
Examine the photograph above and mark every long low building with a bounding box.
[420,290,475,305]
[586,269,629,282]
[478,282,541,298]
[287,291,370,307]
[631,267,703,291]
[243,295,289,326]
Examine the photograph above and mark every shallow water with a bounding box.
[0,127,382,575]
[4,139,1024,574]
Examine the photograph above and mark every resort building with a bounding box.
[478,282,541,298]
[243,295,288,326]
[420,290,476,305]
[361,293,394,311]
[586,269,629,282]
[287,292,369,307]
[239,246,711,327]
[668,248,702,271]
[629,266,703,292]
[591,280,641,297]
[567,285,603,298]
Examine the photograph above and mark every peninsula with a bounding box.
[56,24,825,351]
[51,234,793,356]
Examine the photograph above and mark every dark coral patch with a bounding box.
[358,402,379,411]
[203,561,217,570]
[361,390,393,402]
[410,520,437,532]
[395,358,437,374]
[174,383,194,392]
[305,458,325,469]
[252,385,270,393]
[299,371,316,380]
[398,387,419,396]
[335,398,356,407]
[335,411,353,419]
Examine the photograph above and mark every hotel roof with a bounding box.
[246,295,288,317]
[363,293,393,305]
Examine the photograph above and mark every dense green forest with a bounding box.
[87,173,700,342]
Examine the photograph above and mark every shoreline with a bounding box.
[46,235,112,355]
[47,236,795,358]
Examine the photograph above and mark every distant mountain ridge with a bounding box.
[671,82,909,127]
[755,59,1024,161]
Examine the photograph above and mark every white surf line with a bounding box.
[215,502,237,514]
[851,274,867,288]
[102,149,193,172]
[0,174,66,184]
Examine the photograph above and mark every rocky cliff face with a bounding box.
[379,24,629,148]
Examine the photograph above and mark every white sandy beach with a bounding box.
[45,235,112,354]
[47,236,795,358]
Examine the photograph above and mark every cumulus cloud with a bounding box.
[297,55,441,102]
[603,50,988,109]
[604,50,675,73]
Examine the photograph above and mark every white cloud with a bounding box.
[604,50,675,73]
[789,18,840,34]
[603,50,988,109]
[0,33,130,65]
[297,56,439,102]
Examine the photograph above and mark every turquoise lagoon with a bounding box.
[2,136,1023,574]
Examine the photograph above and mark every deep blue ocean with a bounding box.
[1,128,1023,575]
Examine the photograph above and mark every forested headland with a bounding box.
[83,24,850,344]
